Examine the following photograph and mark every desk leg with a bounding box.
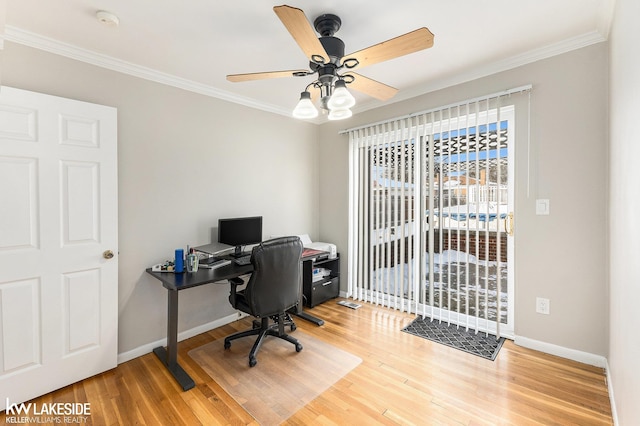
[153,288,195,391]
[291,298,324,326]
[293,260,325,326]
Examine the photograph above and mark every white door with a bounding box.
[0,86,118,409]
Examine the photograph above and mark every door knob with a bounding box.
[103,250,115,259]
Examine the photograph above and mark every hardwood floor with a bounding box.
[6,300,613,425]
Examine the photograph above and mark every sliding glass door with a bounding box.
[420,106,514,336]
[348,96,520,337]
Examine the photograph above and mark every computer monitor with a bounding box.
[218,216,263,258]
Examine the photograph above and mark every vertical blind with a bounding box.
[346,86,531,336]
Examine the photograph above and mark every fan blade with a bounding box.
[343,28,434,70]
[227,70,309,82]
[348,73,398,101]
[273,5,330,64]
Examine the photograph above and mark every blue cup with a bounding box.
[174,249,184,273]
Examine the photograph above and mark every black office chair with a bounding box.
[224,236,304,367]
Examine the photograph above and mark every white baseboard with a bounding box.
[604,358,619,426]
[117,312,245,364]
[514,335,607,368]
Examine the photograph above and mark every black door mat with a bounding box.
[402,316,505,361]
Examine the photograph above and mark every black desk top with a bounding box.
[145,262,253,291]
[146,249,325,291]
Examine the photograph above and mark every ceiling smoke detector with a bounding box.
[96,11,120,27]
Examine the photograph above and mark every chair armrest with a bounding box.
[228,277,244,306]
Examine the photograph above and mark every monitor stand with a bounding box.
[229,246,249,258]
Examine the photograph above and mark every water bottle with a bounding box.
[174,249,184,273]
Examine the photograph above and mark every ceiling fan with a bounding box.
[226,5,434,120]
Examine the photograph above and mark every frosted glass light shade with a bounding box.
[292,91,318,119]
[327,80,355,110]
[328,108,352,121]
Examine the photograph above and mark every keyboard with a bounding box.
[234,255,251,266]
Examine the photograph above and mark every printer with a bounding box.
[298,234,337,259]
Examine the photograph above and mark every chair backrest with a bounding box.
[244,236,303,318]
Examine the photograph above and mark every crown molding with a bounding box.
[354,30,608,116]
[3,26,293,118]
[5,25,606,124]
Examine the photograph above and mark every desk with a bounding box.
[146,256,324,391]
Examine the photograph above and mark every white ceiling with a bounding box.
[4,1,613,122]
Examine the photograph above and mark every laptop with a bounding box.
[193,241,232,256]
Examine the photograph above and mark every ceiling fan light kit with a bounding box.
[227,5,434,121]
[327,79,356,110]
[328,107,353,121]
[292,91,319,119]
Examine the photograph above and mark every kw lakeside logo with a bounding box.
[4,398,91,424]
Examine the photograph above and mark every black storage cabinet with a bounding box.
[302,254,340,308]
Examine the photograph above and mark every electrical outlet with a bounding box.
[536,297,550,315]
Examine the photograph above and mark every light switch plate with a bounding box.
[536,199,550,215]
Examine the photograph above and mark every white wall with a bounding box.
[1,42,321,355]
[319,42,609,358]
[609,0,640,423]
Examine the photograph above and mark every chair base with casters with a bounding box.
[251,311,297,332]
[225,257,304,367]
[224,313,303,367]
